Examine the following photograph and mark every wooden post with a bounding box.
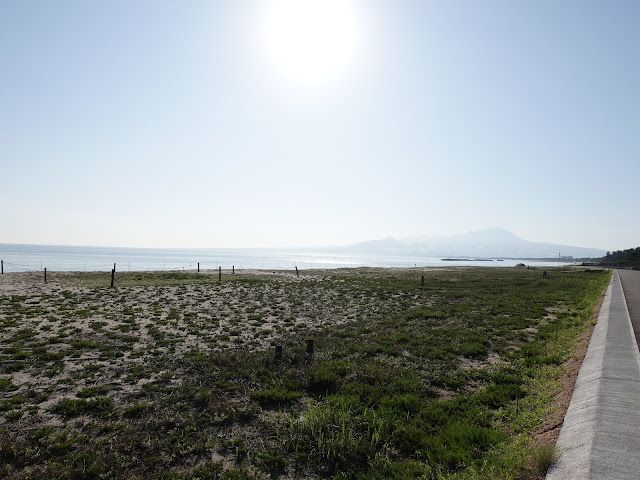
[421,275,424,287]
[44,268,47,283]
[110,268,115,288]
[113,263,116,272]
[197,262,200,272]
[306,339,314,355]
[218,266,221,281]
[1,260,3,274]
[232,265,235,274]
[274,345,283,361]
[295,266,299,277]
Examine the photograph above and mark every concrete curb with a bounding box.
[546,271,640,480]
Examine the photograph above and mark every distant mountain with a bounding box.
[341,227,606,259]
[346,236,406,254]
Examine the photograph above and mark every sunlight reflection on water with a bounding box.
[0,244,572,273]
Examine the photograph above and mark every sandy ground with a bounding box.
[0,267,604,480]
[0,269,433,429]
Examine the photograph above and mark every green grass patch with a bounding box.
[0,267,610,479]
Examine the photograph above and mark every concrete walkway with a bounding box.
[546,270,640,479]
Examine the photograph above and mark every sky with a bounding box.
[1,0,639,251]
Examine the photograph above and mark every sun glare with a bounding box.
[264,0,359,85]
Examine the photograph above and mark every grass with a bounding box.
[0,266,610,479]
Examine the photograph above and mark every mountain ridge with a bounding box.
[341,227,606,259]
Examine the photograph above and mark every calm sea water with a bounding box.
[0,244,571,273]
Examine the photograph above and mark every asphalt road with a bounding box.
[618,269,640,349]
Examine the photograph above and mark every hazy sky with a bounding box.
[2,1,638,250]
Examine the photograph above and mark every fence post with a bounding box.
[219,266,221,281]
[232,265,235,274]
[421,275,424,287]
[198,262,200,273]
[295,266,299,277]
[1,260,3,274]
[110,268,115,288]
[44,268,47,283]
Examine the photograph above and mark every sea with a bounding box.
[0,244,572,273]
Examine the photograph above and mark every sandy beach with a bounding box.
[0,269,433,429]
[0,267,609,479]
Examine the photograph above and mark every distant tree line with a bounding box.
[600,247,640,269]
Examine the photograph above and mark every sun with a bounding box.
[263,0,359,86]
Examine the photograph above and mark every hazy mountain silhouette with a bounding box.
[341,227,606,258]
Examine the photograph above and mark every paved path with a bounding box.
[546,270,640,480]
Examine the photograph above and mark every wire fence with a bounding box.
[0,258,417,274]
